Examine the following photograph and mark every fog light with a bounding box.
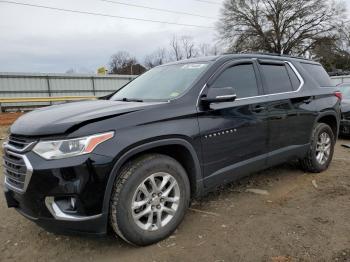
[53,196,78,213]
[45,196,102,221]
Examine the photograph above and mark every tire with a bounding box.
[300,123,335,173]
[109,153,190,246]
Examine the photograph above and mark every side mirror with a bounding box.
[201,87,237,104]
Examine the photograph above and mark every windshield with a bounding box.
[111,63,209,101]
[340,84,350,99]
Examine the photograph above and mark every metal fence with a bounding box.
[330,75,350,86]
[0,72,348,111]
[0,72,136,109]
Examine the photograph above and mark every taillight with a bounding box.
[334,91,342,101]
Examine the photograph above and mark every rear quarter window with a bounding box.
[286,64,301,90]
[301,63,332,87]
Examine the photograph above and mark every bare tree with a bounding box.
[109,51,137,74]
[198,43,222,56]
[198,43,211,56]
[181,36,198,59]
[144,48,169,69]
[211,44,221,55]
[217,0,346,56]
[170,35,183,61]
[65,68,76,74]
[338,22,350,53]
[65,67,94,74]
[145,40,221,70]
[311,22,350,72]
[169,35,200,60]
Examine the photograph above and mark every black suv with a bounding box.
[3,54,341,246]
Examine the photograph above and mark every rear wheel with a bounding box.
[109,154,190,246]
[300,123,335,173]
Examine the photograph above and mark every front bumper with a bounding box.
[4,187,107,236]
[3,146,114,236]
[340,119,350,135]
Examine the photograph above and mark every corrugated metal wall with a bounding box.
[1,73,346,110]
[0,73,136,108]
[330,75,350,86]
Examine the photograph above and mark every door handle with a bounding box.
[292,96,312,104]
[303,96,312,104]
[252,105,266,113]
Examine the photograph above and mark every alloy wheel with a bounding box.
[316,132,331,165]
[131,172,180,231]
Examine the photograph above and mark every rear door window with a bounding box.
[301,63,332,87]
[260,64,294,94]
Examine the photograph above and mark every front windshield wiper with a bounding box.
[117,98,144,102]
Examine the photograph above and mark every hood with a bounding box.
[10,100,164,136]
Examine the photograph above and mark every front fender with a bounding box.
[101,138,204,217]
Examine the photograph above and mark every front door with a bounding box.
[197,60,269,189]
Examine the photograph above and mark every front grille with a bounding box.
[3,143,33,193]
[7,135,36,152]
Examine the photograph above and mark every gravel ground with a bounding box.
[0,125,349,262]
[0,113,23,126]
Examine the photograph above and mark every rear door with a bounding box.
[257,60,311,164]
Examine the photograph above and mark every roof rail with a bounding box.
[223,52,311,61]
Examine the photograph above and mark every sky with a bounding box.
[0,0,222,73]
[0,0,349,74]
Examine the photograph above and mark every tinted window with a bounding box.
[301,63,332,87]
[286,64,301,90]
[212,64,258,98]
[260,64,293,94]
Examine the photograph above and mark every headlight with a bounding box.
[33,132,114,160]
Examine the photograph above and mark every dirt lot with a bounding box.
[0,125,349,262]
[0,113,23,126]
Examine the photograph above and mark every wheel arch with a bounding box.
[315,111,339,138]
[102,138,204,215]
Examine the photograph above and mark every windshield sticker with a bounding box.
[170,92,180,97]
[181,64,207,69]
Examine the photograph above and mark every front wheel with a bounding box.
[300,123,335,173]
[109,154,190,246]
